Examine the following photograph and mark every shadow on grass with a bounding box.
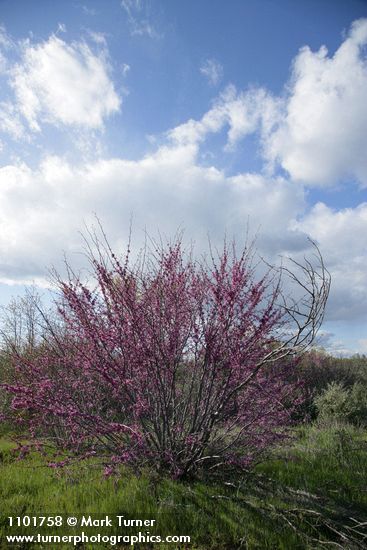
[0,422,366,549]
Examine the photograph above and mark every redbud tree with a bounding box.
[3,230,330,477]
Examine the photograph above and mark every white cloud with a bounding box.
[0,52,7,74]
[121,0,160,39]
[82,5,97,16]
[200,58,223,86]
[0,94,366,327]
[0,25,12,49]
[0,101,26,140]
[121,63,130,76]
[358,338,367,353]
[3,138,366,327]
[57,23,67,34]
[2,17,366,194]
[9,35,120,132]
[265,18,367,187]
[172,19,367,189]
[0,146,305,284]
[1,62,366,325]
[314,330,355,357]
[167,85,279,150]
[88,31,107,47]
[0,25,12,74]
[294,202,367,321]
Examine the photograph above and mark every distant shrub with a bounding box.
[294,351,367,420]
[314,381,367,426]
[349,383,367,425]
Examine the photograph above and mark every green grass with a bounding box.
[258,421,367,509]
[0,422,366,549]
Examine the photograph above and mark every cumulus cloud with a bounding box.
[3,137,366,328]
[200,58,223,86]
[9,35,120,132]
[265,18,367,187]
[171,19,367,189]
[168,85,279,150]
[294,202,367,321]
[0,145,305,284]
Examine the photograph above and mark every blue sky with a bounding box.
[0,0,366,355]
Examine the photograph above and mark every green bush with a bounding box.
[287,351,367,421]
[314,381,367,425]
[349,382,367,425]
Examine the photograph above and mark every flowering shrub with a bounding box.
[3,234,329,477]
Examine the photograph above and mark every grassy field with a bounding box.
[1,422,367,549]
